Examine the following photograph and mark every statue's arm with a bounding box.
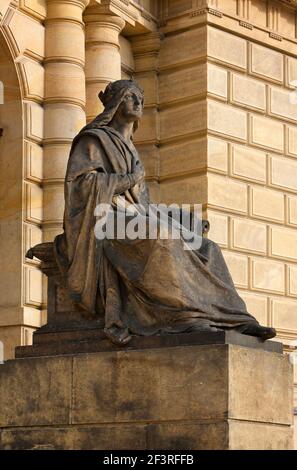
[114,161,145,195]
[87,161,145,196]
[70,134,145,196]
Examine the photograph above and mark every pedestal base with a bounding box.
[0,338,294,450]
[15,328,283,358]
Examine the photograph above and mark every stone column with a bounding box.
[84,9,125,122]
[43,0,89,243]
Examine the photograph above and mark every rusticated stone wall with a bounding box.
[157,0,297,431]
[0,0,46,359]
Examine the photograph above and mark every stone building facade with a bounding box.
[0,0,297,446]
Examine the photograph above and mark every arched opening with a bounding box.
[0,31,23,359]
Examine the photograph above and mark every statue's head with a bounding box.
[99,79,144,124]
[79,79,144,135]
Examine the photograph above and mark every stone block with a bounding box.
[24,102,44,143]
[208,137,228,173]
[24,265,43,306]
[287,196,297,226]
[278,7,296,38]
[3,421,292,450]
[24,141,43,183]
[160,101,206,142]
[147,181,160,204]
[270,226,297,261]
[159,137,207,179]
[0,342,292,449]
[119,35,134,72]
[207,210,228,247]
[86,45,121,81]
[248,0,267,27]
[45,62,85,105]
[0,219,22,306]
[25,182,43,224]
[250,43,283,83]
[136,143,159,179]
[270,87,297,122]
[167,0,192,16]
[270,156,297,192]
[251,258,285,294]
[208,174,248,214]
[222,250,248,288]
[17,329,283,359]
[231,217,267,254]
[237,291,268,326]
[42,227,63,243]
[286,56,297,88]
[250,115,284,152]
[72,346,229,425]
[231,73,266,111]
[288,265,297,297]
[0,0,10,21]
[44,103,86,142]
[0,325,22,360]
[207,63,228,99]
[287,126,297,157]
[159,26,206,70]
[43,184,64,224]
[43,144,69,182]
[159,63,206,105]
[20,58,44,102]
[7,9,45,59]
[219,0,237,16]
[271,298,297,332]
[0,424,147,450]
[250,187,284,223]
[19,0,47,20]
[231,144,266,183]
[134,73,157,106]
[208,100,247,141]
[24,223,42,260]
[160,175,207,205]
[228,421,293,450]
[0,356,72,427]
[229,345,293,424]
[208,27,247,69]
[46,22,84,64]
[147,422,229,450]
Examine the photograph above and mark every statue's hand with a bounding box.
[131,161,145,186]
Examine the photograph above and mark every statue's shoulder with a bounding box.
[71,127,108,151]
[76,127,107,141]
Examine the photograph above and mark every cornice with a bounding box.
[277,0,297,10]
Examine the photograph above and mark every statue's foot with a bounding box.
[104,326,132,346]
[237,322,276,340]
[185,324,219,333]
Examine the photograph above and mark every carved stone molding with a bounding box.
[0,0,11,24]
[277,0,297,9]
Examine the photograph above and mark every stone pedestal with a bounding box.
[0,334,294,450]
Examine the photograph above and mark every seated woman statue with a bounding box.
[54,79,276,346]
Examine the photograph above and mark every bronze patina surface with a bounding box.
[27,79,276,346]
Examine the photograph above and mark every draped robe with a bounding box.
[54,125,258,335]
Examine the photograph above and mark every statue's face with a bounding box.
[117,88,144,121]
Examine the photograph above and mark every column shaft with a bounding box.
[43,0,89,242]
[84,10,125,122]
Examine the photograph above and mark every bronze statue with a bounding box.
[53,79,276,346]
